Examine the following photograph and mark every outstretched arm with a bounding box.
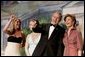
[3,15,16,35]
[3,15,13,34]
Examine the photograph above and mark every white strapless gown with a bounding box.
[4,42,21,56]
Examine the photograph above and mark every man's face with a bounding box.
[51,13,61,25]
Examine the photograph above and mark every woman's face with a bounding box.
[14,19,21,30]
[29,21,37,31]
[65,17,74,28]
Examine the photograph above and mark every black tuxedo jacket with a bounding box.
[32,24,65,56]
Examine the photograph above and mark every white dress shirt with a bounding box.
[48,26,55,39]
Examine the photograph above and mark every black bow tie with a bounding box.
[50,24,56,27]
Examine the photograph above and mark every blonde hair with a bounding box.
[8,19,21,35]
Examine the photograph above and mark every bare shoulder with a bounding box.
[26,33,31,39]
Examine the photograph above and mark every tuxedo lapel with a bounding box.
[48,25,59,40]
[32,33,48,56]
[46,24,50,39]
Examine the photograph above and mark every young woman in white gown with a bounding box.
[25,19,41,56]
[3,15,25,56]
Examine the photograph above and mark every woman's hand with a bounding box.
[9,15,17,21]
[78,50,82,56]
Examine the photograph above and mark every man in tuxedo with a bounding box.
[32,11,65,56]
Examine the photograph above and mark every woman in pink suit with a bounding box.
[63,14,83,56]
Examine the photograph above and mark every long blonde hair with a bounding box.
[8,16,21,35]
